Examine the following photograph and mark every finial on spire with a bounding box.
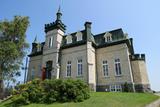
[56,5,62,21]
[58,5,61,13]
[33,35,37,43]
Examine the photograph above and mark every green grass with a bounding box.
[0,92,159,107]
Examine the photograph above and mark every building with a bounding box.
[27,8,150,92]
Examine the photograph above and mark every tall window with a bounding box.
[102,60,109,77]
[46,61,52,79]
[38,64,41,77]
[110,85,122,92]
[66,61,71,77]
[48,37,53,48]
[115,59,122,76]
[77,59,82,76]
[31,68,35,79]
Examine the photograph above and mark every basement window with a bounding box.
[110,85,122,92]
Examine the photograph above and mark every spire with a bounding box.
[44,5,66,33]
[56,5,62,21]
[33,35,37,43]
[58,5,61,13]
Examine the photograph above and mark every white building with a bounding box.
[27,8,150,92]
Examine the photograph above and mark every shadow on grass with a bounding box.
[3,102,21,107]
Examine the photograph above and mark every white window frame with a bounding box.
[66,35,72,44]
[102,60,109,77]
[110,85,122,92]
[115,58,122,76]
[66,61,71,77]
[76,31,83,41]
[77,59,83,76]
[48,37,53,48]
[104,32,112,42]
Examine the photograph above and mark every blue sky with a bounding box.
[0,0,160,91]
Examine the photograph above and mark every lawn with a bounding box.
[0,92,159,107]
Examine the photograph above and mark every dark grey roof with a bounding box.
[61,30,86,47]
[29,28,132,56]
[61,28,126,48]
[94,28,125,45]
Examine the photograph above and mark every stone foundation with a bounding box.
[96,85,110,92]
[96,83,135,92]
[89,83,96,91]
[134,84,151,92]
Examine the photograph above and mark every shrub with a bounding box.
[42,79,90,103]
[11,78,90,105]
[123,82,133,92]
[11,94,30,106]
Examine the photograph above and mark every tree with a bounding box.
[0,16,29,91]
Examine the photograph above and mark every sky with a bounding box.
[0,0,160,91]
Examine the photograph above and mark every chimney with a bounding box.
[85,22,92,29]
[84,22,92,42]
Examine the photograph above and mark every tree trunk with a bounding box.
[0,64,4,92]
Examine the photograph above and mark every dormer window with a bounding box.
[66,34,72,44]
[76,31,82,41]
[37,43,41,51]
[104,32,112,42]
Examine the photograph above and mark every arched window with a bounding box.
[104,32,112,42]
[75,31,83,41]
[66,34,72,44]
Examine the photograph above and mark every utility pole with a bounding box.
[24,57,28,83]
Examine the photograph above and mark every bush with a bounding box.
[42,79,90,103]
[11,78,90,105]
[11,94,30,106]
[123,82,133,92]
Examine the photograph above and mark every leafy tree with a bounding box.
[0,16,29,90]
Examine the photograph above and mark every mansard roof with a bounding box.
[28,42,45,57]
[61,28,128,48]
[94,28,126,45]
[61,30,87,49]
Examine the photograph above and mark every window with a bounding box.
[66,35,72,44]
[76,32,83,41]
[115,59,122,76]
[37,43,41,51]
[77,59,83,76]
[104,32,112,42]
[46,61,52,79]
[107,36,112,42]
[48,37,53,48]
[38,64,42,77]
[66,61,71,77]
[110,85,122,92]
[31,68,35,79]
[102,60,109,77]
